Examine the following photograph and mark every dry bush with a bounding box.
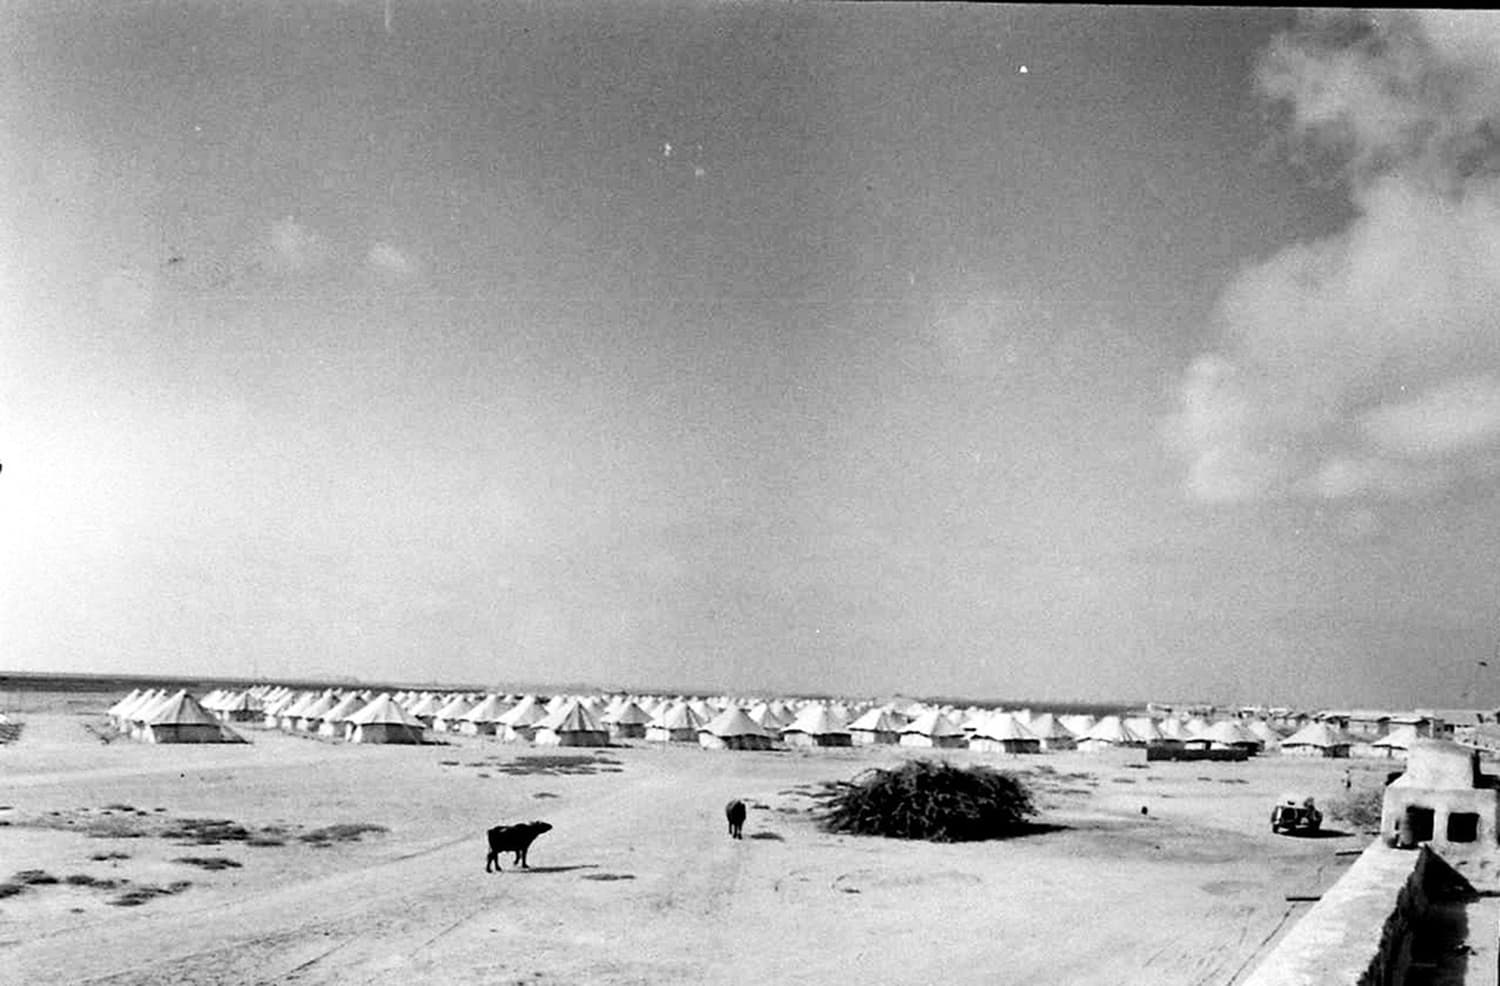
[299,823,388,845]
[65,874,121,888]
[173,857,242,871]
[811,759,1037,842]
[108,881,191,907]
[1327,785,1385,831]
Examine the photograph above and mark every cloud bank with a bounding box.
[1168,12,1500,503]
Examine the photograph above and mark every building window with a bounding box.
[1407,806,1436,843]
[1447,812,1480,843]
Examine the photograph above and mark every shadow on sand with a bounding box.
[513,864,599,875]
[1277,827,1355,840]
[1007,821,1072,838]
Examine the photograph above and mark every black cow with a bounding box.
[725,799,746,839]
[485,820,553,872]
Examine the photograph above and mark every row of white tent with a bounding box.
[102,685,1419,756]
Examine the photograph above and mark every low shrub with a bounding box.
[810,759,1037,842]
[1327,785,1385,831]
[299,823,388,844]
[173,857,242,871]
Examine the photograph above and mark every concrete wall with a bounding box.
[1239,844,1437,986]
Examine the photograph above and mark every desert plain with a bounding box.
[0,693,1389,986]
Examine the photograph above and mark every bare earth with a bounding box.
[0,700,1381,986]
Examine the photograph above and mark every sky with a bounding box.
[6,4,1500,707]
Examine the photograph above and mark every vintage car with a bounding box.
[1270,793,1322,834]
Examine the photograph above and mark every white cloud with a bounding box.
[366,242,419,278]
[1169,11,1500,504]
[1301,455,1448,500]
[266,218,327,272]
[1360,375,1500,458]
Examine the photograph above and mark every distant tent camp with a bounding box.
[497,694,545,742]
[1125,717,1167,746]
[1077,716,1140,753]
[1371,725,1419,759]
[533,698,610,747]
[1246,719,1282,750]
[317,692,366,738]
[1026,713,1078,751]
[780,704,852,748]
[276,692,320,731]
[1061,713,1097,737]
[405,693,444,726]
[140,691,243,744]
[604,700,653,740]
[108,688,152,730]
[646,702,705,743]
[969,712,1041,754]
[458,694,511,736]
[1281,722,1354,758]
[344,694,426,744]
[748,701,791,733]
[699,707,773,750]
[213,690,263,723]
[1157,716,1193,743]
[296,693,338,732]
[1202,719,1263,755]
[848,706,905,745]
[899,709,967,749]
[432,694,478,733]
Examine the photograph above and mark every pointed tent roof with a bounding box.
[1083,715,1135,744]
[1157,716,1192,740]
[406,693,445,718]
[129,689,173,722]
[782,703,850,736]
[653,701,706,730]
[347,693,425,727]
[974,711,1038,742]
[605,700,653,726]
[278,691,320,719]
[701,706,767,738]
[901,709,964,738]
[298,693,339,720]
[434,694,478,721]
[498,694,544,726]
[460,694,511,723]
[1126,717,1166,743]
[321,692,366,723]
[144,690,221,727]
[1246,719,1281,746]
[536,698,606,733]
[1061,713,1096,735]
[1283,721,1355,748]
[1374,724,1420,749]
[1204,719,1261,746]
[747,701,786,730]
[848,706,906,732]
[107,688,145,718]
[1027,713,1076,741]
[218,690,262,713]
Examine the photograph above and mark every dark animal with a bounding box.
[485,820,552,872]
[725,799,746,839]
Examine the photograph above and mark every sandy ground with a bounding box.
[0,698,1387,986]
